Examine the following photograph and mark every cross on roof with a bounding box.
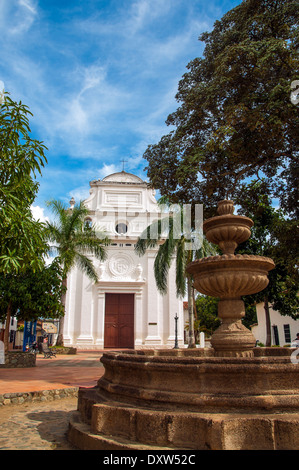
[121,159,128,171]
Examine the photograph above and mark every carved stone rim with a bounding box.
[186,254,275,273]
[187,253,275,264]
[203,214,254,230]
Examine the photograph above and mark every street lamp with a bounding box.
[174,314,179,349]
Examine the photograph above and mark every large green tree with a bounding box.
[45,200,110,346]
[144,0,298,218]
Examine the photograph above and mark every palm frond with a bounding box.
[75,233,109,261]
[65,202,89,240]
[176,237,187,298]
[61,249,77,277]
[75,253,98,283]
[135,219,163,255]
[46,199,68,226]
[45,198,109,283]
[194,237,217,259]
[44,221,62,244]
[135,208,216,299]
[135,215,177,256]
[154,232,177,294]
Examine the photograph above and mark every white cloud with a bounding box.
[1,0,38,35]
[79,64,107,96]
[65,163,120,205]
[19,0,37,16]
[31,205,49,223]
[128,0,173,34]
[62,98,88,134]
[28,61,132,144]
[98,163,119,179]
[30,203,55,266]
[67,186,91,204]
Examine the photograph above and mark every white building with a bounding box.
[251,303,299,346]
[63,170,184,350]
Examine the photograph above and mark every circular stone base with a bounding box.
[68,348,299,450]
[68,402,299,451]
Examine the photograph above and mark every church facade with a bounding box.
[63,170,184,350]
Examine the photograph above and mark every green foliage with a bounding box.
[0,260,65,323]
[0,93,48,274]
[0,95,47,179]
[45,199,110,282]
[236,181,299,319]
[242,301,258,330]
[195,295,221,336]
[194,293,257,334]
[144,0,299,218]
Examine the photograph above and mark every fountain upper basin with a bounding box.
[187,253,275,298]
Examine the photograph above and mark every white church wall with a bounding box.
[144,250,161,347]
[76,273,95,346]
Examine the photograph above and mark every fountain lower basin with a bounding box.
[68,348,299,450]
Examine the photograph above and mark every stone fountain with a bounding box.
[68,200,299,450]
[187,199,274,358]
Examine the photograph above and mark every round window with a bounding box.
[115,223,128,234]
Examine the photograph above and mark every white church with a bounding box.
[63,170,185,350]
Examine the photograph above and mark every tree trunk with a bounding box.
[4,301,12,353]
[56,277,67,347]
[187,279,196,348]
[264,295,271,347]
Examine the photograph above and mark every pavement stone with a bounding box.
[0,397,78,450]
[0,351,107,450]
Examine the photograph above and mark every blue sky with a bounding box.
[0,0,241,222]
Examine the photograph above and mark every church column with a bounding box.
[94,289,105,348]
[134,290,143,348]
[144,251,162,346]
[76,273,94,347]
[63,268,76,345]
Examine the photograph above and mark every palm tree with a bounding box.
[45,199,110,346]
[135,208,216,348]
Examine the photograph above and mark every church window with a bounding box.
[115,222,128,234]
[272,325,279,346]
[84,217,92,229]
[283,324,291,343]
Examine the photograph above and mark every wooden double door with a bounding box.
[104,293,134,349]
